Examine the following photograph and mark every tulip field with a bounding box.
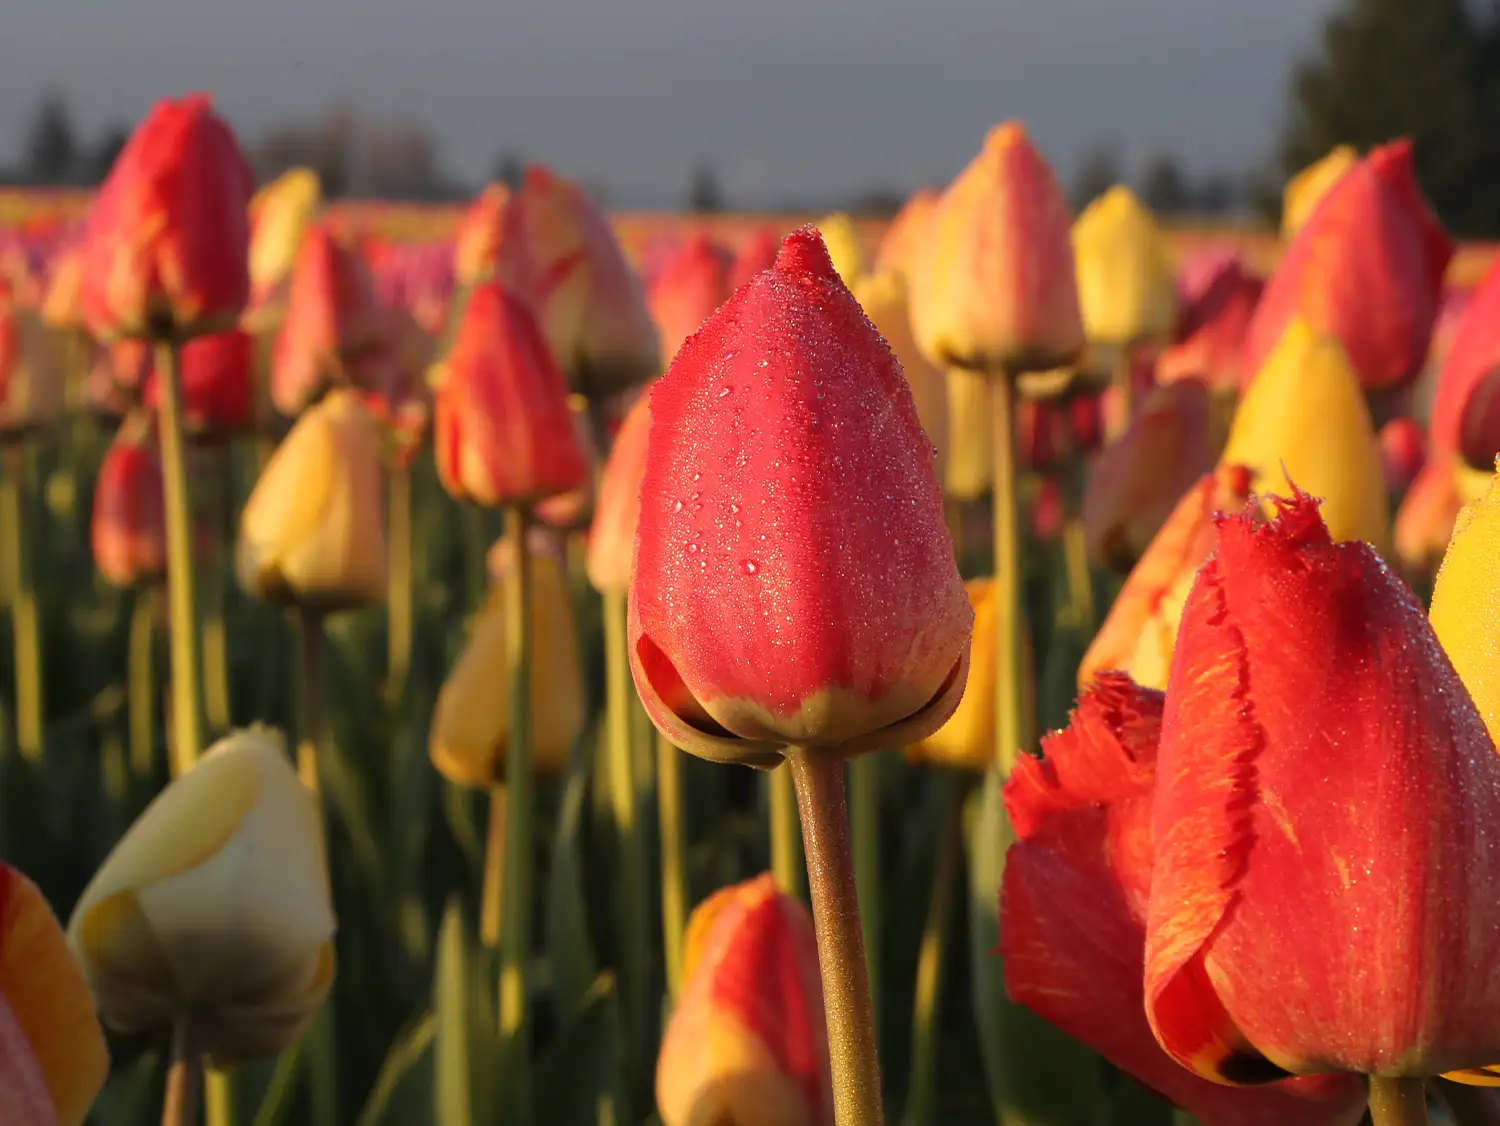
[4,92,1500,1126]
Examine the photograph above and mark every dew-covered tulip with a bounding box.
[1157,263,1263,393]
[238,389,387,612]
[496,164,660,397]
[79,94,254,342]
[729,229,780,290]
[851,271,949,480]
[1002,674,1367,1126]
[68,727,335,1065]
[0,281,65,435]
[271,222,386,416]
[1280,146,1358,238]
[630,230,971,765]
[1083,380,1217,571]
[92,413,166,588]
[873,189,938,282]
[245,166,322,328]
[648,234,734,364]
[1242,140,1452,393]
[1079,464,1254,691]
[143,328,254,434]
[1395,456,1465,581]
[1221,319,1389,550]
[814,213,866,287]
[432,278,590,507]
[1146,491,1500,1079]
[657,874,831,1126]
[944,368,993,500]
[1072,186,1178,347]
[430,541,583,787]
[588,389,652,593]
[912,122,1083,375]
[1378,416,1426,495]
[452,182,509,287]
[1430,256,1500,471]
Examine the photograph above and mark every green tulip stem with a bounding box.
[162,1015,203,1126]
[155,340,205,776]
[480,782,507,949]
[128,585,160,785]
[1438,1080,1500,1126]
[0,444,42,761]
[603,586,650,1086]
[202,445,234,740]
[788,747,884,1126]
[990,375,1027,773]
[848,754,882,1032]
[657,730,688,1000]
[1369,1077,1428,1126]
[297,610,326,793]
[1109,343,1135,441]
[498,504,534,1120]
[1061,455,1095,635]
[769,765,805,898]
[386,462,413,696]
[903,774,962,1126]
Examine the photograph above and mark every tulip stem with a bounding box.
[903,774,961,1126]
[848,754,882,1032]
[990,375,1028,772]
[129,585,160,786]
[769,765,805,898]
[1369,1077,1428,1126]
[297,611,325,793]
[386,463,413,697]
[202,445,234,740]
[162,1015,203,1126]
[480,783,506,948]
[1109,344,1134,441]
[0,444,42,761]
[788,747,885,1126]
[155,340,205,776]
[657,730,687,1000]
[1438,1080,1500,1126]
[499,504,534,1121]
[603,587,650,1090]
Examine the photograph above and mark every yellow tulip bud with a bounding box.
[1071,186,1178,346]
[67,727,335,1065]
[1220,319,1390,551]
[907,578,997,771]
[249,168,322,296]
[1430,464,1500,745]
[851,271,949,483]
[1281,146,1358,238]
[815,212,867,287]
[944,368,993,501]
[430,545,584,787]
[238,389,387,612]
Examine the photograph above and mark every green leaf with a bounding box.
[434,899,500,1126]
[87,1050,161,1126]
[535,972,625,1126]
[546,742,599,1023]
[355,1012,437,1126]
[249,1042,304,1126]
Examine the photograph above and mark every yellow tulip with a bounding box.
[815,212,867,287]
[851,271,949,481]
[238,389,387,612]
[944,368,993,501]
[907,578,997,771]
[430,543,584,787]
[1430,464,1500,745]
[1071,186,1178,346]
[248,168,322,307]
[1220,319,1390,551]
[67,727,335,1065]
[1282,146,1358,238]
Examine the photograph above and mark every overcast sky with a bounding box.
[0,0,1341,207]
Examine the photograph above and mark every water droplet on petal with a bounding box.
[743,559,759,575]
[688,542,699,554]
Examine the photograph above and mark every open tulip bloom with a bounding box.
[1003,485,1500,1125]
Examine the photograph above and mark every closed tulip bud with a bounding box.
[649,235,735,364]
[1083,380,1217,572]
[40,245,85,333]
[1079,464,1255,691]
[657,874,832,1126]
[143,328,254,434]
[1281,145,1358,238]
[1379,416,1426,495]
[1002,674,1368,1126]
[496,165,659,397]
[433,279,591,507]
[271,222,386,416]
[533,403,598,531]
[814,213,867,286]
[238,389,387,612]
[1243,140,1452,393]
[67,727,335,1065]
[912,122,1083,376]
[1157,263,1263,393]
[850,271,949,481]
[0,861,110,1126]
[79,94,254,342]
[92,413,167,588]
[1431,256,1500,471]
[588,388,653,593]
[245,167,322,329]
[873,189,939,282]
[0,282,65,435]
[729,229,780,290]
[1395,456,1465,582]
[1072,186,1178,347]
[430,542,583,787]
[1222,319,1390,550]
[1430,468,1500,745]
[631,230,971,765]
[452,182,510,287]
[944,367,993,501]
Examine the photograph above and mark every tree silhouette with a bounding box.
[1071,143,1122,211]
[24,90,78,185]
[686,160,723,213]
[1139,153,1190,215]
[89,125,129,184]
